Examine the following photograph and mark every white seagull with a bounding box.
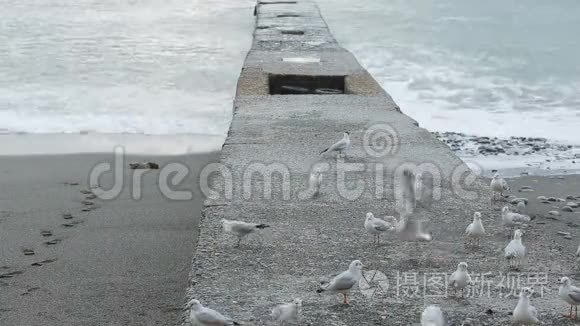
[317,260,363,304]
[465,212,485,247]
[271,298,302,325]
[502,206,530,234]
[364,212,394,245]
[221,218,270,247]
[490,173,510,200]
[390,169,432,241]
[320,131,350,158]
[186,299,240,326]
[513,287,539,325]
[504,229,526,269]
[559,276,580,319]
[421,305,445,326]
[449,262,472,297]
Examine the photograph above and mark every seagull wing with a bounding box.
[373,218,393,232]
[569,287,580,303]
[196,308,231,325]
[326,271,357,291]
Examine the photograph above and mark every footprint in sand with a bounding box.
[81,201,94,206]
[0,270,24,279]
[40,230,53,237]
[31,258,57,267]
[22,248,35,256]
[80,190,92,195]
[62,213,74,220]
[43,238,62,246]
[85,194,98,200]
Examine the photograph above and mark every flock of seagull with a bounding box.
[187,132,580,325]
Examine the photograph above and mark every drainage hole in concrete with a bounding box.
[260,1,298,4]
[269,75,345,95]
[277,14,300,18]
[281,30,305,35]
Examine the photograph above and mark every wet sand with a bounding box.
[0,152,216,325]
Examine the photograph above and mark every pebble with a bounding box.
[567,195,577,200]
[565,235,573,240]
[548,197,558,202]
[557,231,570,236]
[563,206,574,212]
[549,211,561,216]
[537,196,548,201]
[568,202,580,208]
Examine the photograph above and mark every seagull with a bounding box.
[271,298,302,325]
[502,206,530,235]
[390,169,432,241]
[221,219,270,247]
[505,229,526,269]
[513,287,539,325]
[308,170,323,197]
[490,173,510,200]
[364,212,394,245]
[465,212,485,247]
[449,262,472,297]
[316,260,363,304]
[421,305,445,326]
[320,131,350,158]
[559,277,580,319]
[186,299,240,326]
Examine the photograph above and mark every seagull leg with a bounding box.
[235,238,242,247]
[342,293,349,305]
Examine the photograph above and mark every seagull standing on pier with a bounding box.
[504,229,526,269]
[320,131,350,158]
[465,212,485,247]
[559,277,580,319]
[364,212,395,245]
[502,206,530,235]
[392,169,432,241]
[271,298,302,325]
[490,173,510,200]
[512,287,539,325]
[449,262,472,297]
[421,305,446,326]
[316,260,363,304]
[186,299,240,326]
[221,218,270,247]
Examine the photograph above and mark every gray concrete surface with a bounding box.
[185,1,580,325]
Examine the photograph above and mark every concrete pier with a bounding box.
[184,1,572,325]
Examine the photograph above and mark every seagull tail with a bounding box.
[316,287,325,293]
[319,147,329,155]
[232,321,241,326]
[255,224,270,229]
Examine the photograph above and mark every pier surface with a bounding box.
[185,1,579,325]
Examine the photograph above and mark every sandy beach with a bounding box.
[0,150,216,325]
